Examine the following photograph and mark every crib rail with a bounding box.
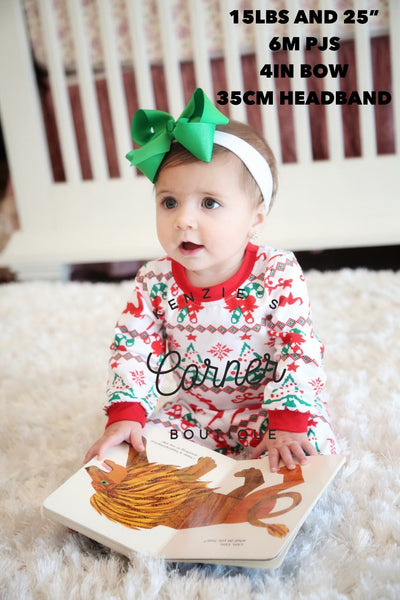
[0,0,399,279]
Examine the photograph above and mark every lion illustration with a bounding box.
[86,441,304,538]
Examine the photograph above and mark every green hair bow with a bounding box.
[125,88,229,182]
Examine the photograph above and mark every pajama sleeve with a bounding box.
[262,252,326,426]
[104,266,167,423]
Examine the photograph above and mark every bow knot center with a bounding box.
[166,120,176,134]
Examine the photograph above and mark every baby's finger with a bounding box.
[130,429,145,452]
[84,438,109,463]
[288,442,308,466]
[95,442,109,463]
[302,441,318,456]
[250,441,268,459]
[84,445,98,464]
[279,445,297,470]
[95,432,125,462]
[268,447,281,472]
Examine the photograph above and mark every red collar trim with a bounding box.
[171,243,259,303]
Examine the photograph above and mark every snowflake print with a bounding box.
[209,343,232,361]
[309,377,324,395]
[130,370,146,386]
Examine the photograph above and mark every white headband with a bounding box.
[213,130,273,213]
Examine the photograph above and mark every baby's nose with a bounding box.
[175,207,197,230]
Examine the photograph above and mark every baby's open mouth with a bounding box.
[180,242,203,251]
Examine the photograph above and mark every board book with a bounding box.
[43,429,345,569]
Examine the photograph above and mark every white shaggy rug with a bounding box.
[1,269,400,599]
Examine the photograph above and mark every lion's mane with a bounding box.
[90,462,213,530]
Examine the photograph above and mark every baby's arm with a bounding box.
[258,252,323,471]
[84,420,144,463]
[85,266,165,464]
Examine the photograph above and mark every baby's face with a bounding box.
[155,152,264,287]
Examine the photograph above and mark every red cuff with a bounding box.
[106,402,147,428]
[268,409,310,432]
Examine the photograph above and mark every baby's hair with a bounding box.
[155,120,278,212]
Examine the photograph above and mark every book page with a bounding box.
[44,429,344,564]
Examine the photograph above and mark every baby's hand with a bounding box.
[84,420,144,464]
[251,429,317,472]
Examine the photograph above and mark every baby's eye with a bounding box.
[162,197,177,209]
[202,197,220,210]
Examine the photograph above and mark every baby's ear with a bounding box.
[249,206,265,241]
[253,204,265,227]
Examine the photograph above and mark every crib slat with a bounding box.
[67,0,108,180]
[286,0,313,164]
[389,0,400,153]
[96,0,132,178]
[318,0,344,162]
[353,0,376,157]
[0,0,53,225]
[254,0,282,163]
[38,0,82,182]
[189,0,214,97]
[126,0,155,109]
[157,0,185,114]
[219,0,246,122]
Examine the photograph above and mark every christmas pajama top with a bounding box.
[105,243,337,455]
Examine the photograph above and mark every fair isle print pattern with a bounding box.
[146,339,285,402]
[265,372,314,412]
[106,373,159,416]
[148,405,271,455]
[146,403,338,456]
[106,286,166,413]
[106,244,336,453]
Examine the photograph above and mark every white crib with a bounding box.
[0,0,399,279]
